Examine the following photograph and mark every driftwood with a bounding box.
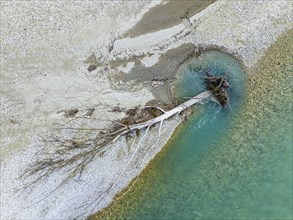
[110,91,211,142]
[20,91,211,207]
[204,75,230,106]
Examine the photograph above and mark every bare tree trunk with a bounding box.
[114,91,211,140]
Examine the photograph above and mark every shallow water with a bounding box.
[92,31,292,219]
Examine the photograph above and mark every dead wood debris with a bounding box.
[22,100,174,187]
[204,73,231,106]
[85,108,95,117]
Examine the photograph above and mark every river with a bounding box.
[92,30,292,220]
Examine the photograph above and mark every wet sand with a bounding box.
[123,0,216,38]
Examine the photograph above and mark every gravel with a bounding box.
[1,0,292,219]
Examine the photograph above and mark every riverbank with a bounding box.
[1,1,292,219]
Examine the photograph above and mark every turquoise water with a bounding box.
[174,51,246,107]
[130,51,292,219]
[93,48,293,219]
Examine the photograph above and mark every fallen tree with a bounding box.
[21,91,211,187]
[20,74,231,215]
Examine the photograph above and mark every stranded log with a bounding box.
[112,91,212,142]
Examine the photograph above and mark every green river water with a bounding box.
[93,31,292,219]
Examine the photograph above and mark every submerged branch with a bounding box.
[204,75,230,106]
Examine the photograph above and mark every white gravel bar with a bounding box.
[1,0,292,219]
